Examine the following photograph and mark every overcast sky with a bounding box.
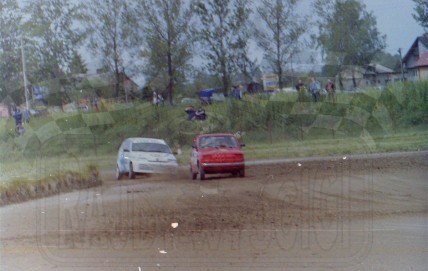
[361,0,424,54]
[78,0,425,77]
[297,0,424,55]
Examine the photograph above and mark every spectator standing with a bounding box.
[91,95,100,111]
[157,93,164,105]
[13,108,22,126]
[325,79,336,103]
[176,144,182,156]
[232,86,241,100]
[295,79,305,92]
[296,79,306,102]
[152,91,158,105]
[309,77,321,103]
[13,108,24,135]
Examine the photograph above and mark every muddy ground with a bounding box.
[0,151,427,270]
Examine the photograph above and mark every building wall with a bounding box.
[406,54,419,69]
[405,41,425,69]
[418,67,428,80]
[407,69,419,81]
[0,104,10,118]
[372,73,403,86]
[339,76,364,91]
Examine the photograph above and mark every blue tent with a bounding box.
[198,88,222,104]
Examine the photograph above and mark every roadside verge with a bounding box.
[0,165,101,206]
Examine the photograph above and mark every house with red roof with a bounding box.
[402,34,428,81]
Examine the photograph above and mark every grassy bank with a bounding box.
[1,127,426,182]
[0,164,100,206]
[0,81,427,187]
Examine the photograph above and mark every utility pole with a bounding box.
[20,37,30,112]
[398,48,405,82]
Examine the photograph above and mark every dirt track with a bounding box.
[1,151,427,270]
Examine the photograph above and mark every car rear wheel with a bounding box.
[198,165,205,181]
[190,166,197,180]
[238,168,245,178]
[116,165,122,180]
[129,163,136,179]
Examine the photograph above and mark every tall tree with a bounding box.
[413,0,428,29]
[69,50,88,75]
[134,0,194,105]
[375,51,402,72]
[23,0,87,81]
[314,0,386,89]
[21,0,87,106]
[0,0,23,103]
[193,0,252,95]
[254,0,307,89]
[231,0,257,85]
[85,0,133,98]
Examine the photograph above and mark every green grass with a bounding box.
[1,128,427,186]
[1,81,427,186]
[0,155,103,188]
[242,129,428,159]
[0,163,99,193]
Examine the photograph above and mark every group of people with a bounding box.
[295,78,336,103]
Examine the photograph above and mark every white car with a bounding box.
[116,137,178,179]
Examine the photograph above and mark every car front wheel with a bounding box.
[129,163,136,179]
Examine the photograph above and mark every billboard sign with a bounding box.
[263,74,279,91]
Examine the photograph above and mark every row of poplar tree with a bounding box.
[2,0,423,106]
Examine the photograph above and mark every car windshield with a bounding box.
[132,142,172,154]
[200,136,238,149]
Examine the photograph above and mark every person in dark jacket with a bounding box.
[195,107,207,120]
[325,79,336,103]
[13,108,23,126]
[185,106,196,120]
[295,79,305,92]
[13,108,25,135]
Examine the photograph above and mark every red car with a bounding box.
[189,133,245,180]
